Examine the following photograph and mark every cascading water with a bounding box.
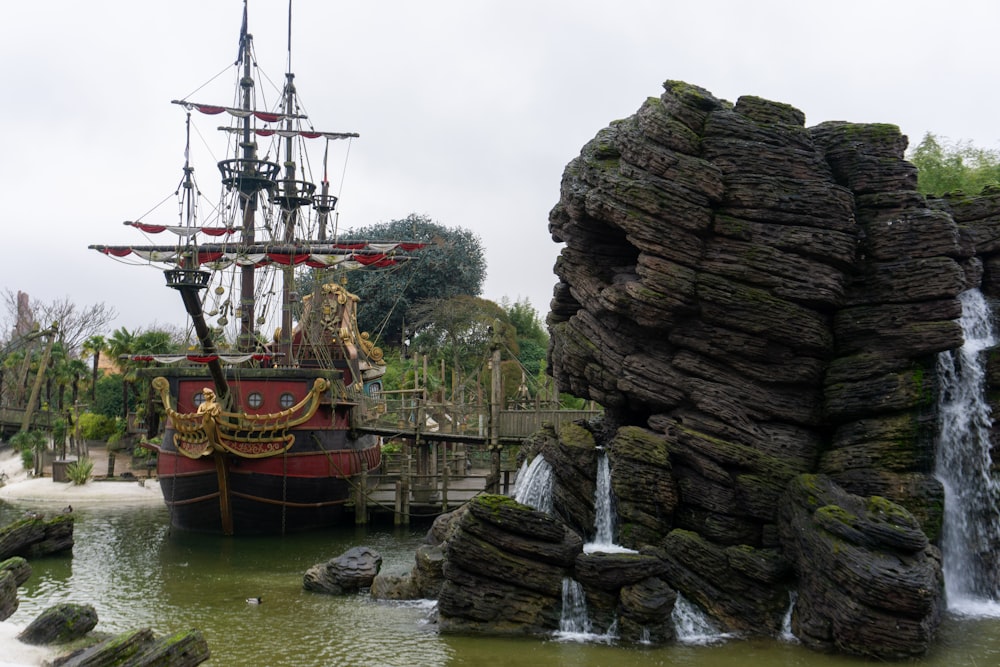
[591,452,615,546]
[780,591,798,643]
[558,578,592,635]
[936,288,1000,612]
[584,451,635,554]
[671,594,728,645]
[513,455,554,514]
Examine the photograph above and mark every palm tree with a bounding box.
[106,328,137,420]
[81,335,106,403]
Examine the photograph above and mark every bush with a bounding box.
[79,412,117,441]
[10,431,45,471]
[20,448,33,471]
[65,458,94,485]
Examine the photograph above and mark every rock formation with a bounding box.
[434,80,1000,657]
[52,628,211,667]
[0,512,74,560]
[17,602,98,645]
[0,556,30,621]
[303,546,382,595]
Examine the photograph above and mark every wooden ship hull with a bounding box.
[146,367,382,535]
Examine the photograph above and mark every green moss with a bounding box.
[815,504,857,525]
[559,422,596,450]
[474,494,521,513]
[865,495,913,523]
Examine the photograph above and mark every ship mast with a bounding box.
[237,28,259,353]
[164,114,230,407]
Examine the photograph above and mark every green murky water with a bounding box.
[2,501,999,666]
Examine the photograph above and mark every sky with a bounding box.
[2,0,999,339]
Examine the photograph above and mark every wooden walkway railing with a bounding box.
[348,391,600,525]
[0,406,53,435]
[357,390,598,443]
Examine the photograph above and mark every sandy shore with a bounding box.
[0,449,162,505]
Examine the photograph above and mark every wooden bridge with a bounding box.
[351,390,600,524]
[0,406,52,438]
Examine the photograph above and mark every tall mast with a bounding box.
[237,29,258,353]
[280,72,298,364]
[165,114,230,406]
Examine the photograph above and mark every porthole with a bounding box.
[279,392,295,409]
[247,392,264,409]
[193,392,206,407]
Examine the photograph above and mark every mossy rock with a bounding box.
[18,603,97,645]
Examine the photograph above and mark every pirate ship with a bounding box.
[90,2,422,534]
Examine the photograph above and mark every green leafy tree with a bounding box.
[93,373,126,420]
[503,298,548,379]
[909,132,1000,196]
[409,295,516,403]
[301,214,486,348]
[104,327,178,420]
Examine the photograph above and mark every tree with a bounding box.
[0,289,116,355]
[409,295,516,403]
[301,214,487,348]
[105,326,179,420]
[909,132,1000,196]
[81,335,107,403]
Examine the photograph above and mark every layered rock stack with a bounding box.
[505,79,1000,657]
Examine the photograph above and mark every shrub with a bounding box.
[78,412,118,441]
[65,458,94,485]
[10,431,45,471]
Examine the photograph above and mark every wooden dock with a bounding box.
[348,441,525,524]
[347,393,599,524]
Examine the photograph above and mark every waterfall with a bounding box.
[554,578,618,644]
[671,594,729,645]
[558,578,592,635]
[780,591,798,642]
[511,459,528,497]
[513,455,554,514]
[591,452,615,545]
[584,451,635,554]
[936,288,1000,613]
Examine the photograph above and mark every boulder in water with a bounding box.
[303,546,382,595]
[17,602,98,645]
[52,627,211,667]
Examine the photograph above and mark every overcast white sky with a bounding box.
[2,1,999,336]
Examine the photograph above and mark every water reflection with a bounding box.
[3,500,1000,666]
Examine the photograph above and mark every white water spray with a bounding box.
[780,591,798,642]
[558,578,592,635]
[584,451,635,554]
[936,288,1000,613]
[671,594,729,645]
[513,455,554,514]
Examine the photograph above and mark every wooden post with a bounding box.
[488,346,502,494]
[441,441,450,513]
[400,439,412,526]
[355,455,368,525]
[394,479,404,526]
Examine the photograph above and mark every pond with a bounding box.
[2,500,1000,666]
